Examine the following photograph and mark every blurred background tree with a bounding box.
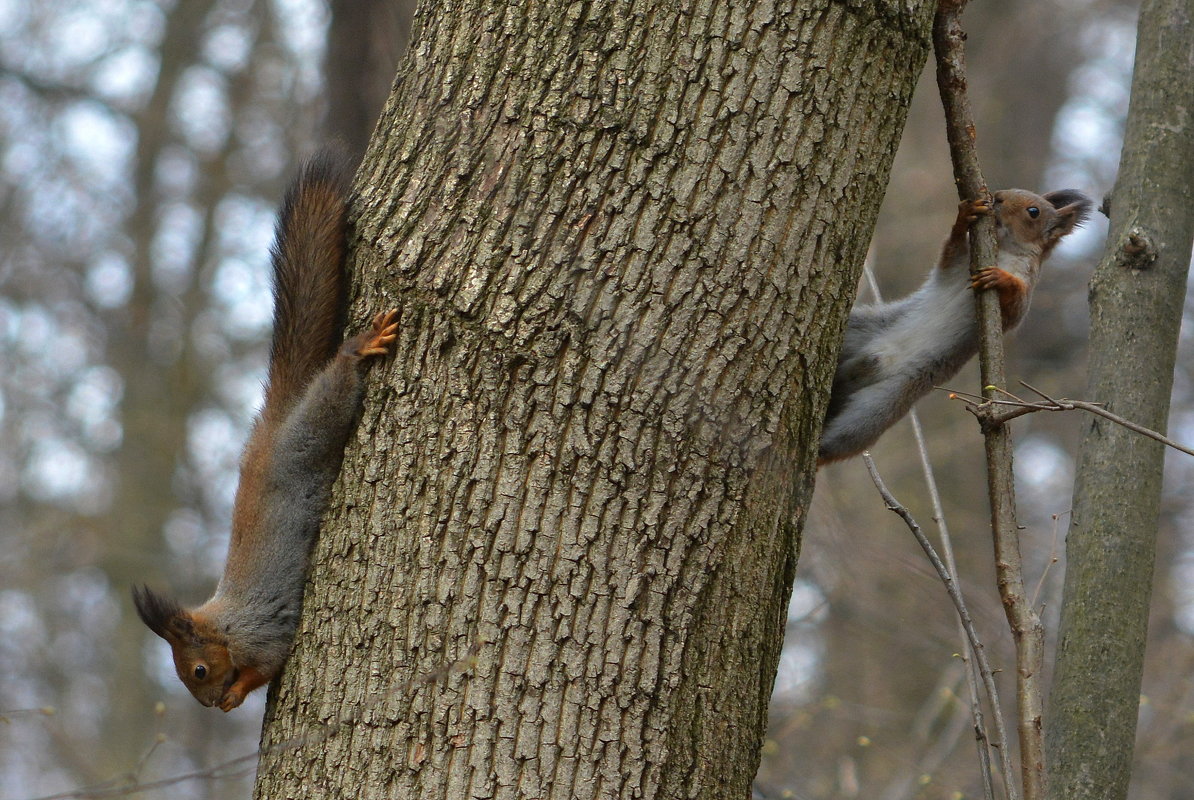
[1,1,1190,798]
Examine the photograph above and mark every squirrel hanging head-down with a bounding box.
[133,151,399,711]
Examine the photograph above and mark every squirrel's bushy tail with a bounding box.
[261,149,353,424]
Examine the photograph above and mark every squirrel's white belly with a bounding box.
[872,282,975,373]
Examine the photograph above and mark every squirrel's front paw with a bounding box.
[959,198,993,223]
[970,267,1021,292]
[218,689,246,712]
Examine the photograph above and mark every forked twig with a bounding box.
[944,382,1194,458]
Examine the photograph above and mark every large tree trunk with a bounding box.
[1046,0,1194,797]
[254,2,934,797]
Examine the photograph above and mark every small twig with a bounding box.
[862,455,985,656]
[941,383,1194,458]
[864,263,997,800]
[130,704,167,785]
[876,663,976,800]
[25,754,260,800]
[909,411,997,800]
[21,645,481,800]
[1031,513,1067,611]
[0,706,56,723]
[1021,381,1194,458]
[1067,401,1192,455]
[863,452,1012,800]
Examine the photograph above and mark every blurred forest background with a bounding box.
[0,1,1189,798]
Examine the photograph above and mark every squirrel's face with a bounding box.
[132,585,239,708]
[993,189,1093,258]
[170,632,238,707]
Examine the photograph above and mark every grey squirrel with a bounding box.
[132,151,398,711]
[818,188,1093,465]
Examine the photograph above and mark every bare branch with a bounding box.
[863,453,1012,800]
[1031,513,1066,611]
[863,264,998,800]
[933,3,1047,798]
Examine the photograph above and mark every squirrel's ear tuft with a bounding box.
[1042,190,1094,232]
[132,585,192,642]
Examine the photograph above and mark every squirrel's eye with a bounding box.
[194,664,207,680]
[1027,206,1040,219]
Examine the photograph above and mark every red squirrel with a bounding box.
[818,188,1093,465]
[133,151,398,711]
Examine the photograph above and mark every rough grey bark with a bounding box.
[1046,0,1194,797]
[254,1,935,797]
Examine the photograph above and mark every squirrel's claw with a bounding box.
[358,308,399,357]
[371,308,398,333]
